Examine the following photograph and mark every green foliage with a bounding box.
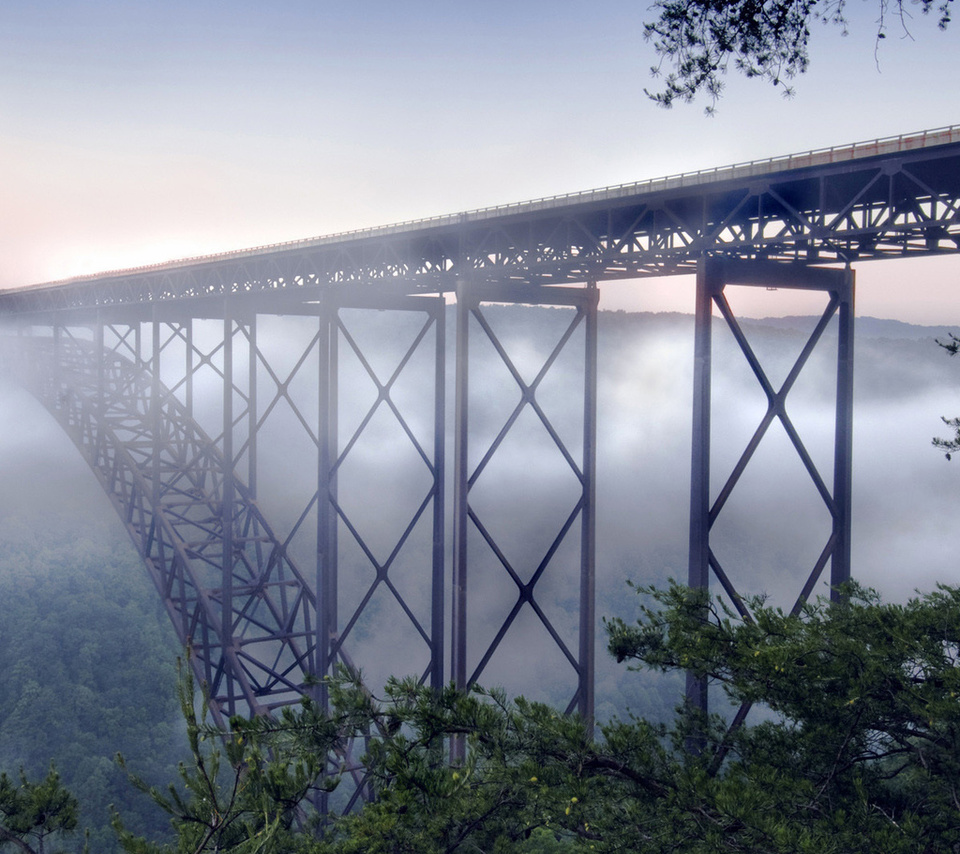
[313,677,586,854]
[602,580,960,851]
[308,582,960,852]
[0,517,187,853]
[0,765,87,854]
[933,332,960,459]
[643,0,953,111]
[113,662,341,854]
[115,667,592,854]
[33,578,956,852]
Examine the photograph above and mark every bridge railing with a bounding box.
[14,125,960,294]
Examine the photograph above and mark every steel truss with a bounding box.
[451,282,598,721]
[1,254,854,786]
[4,292,445,738]
[687,257,855,714]
[6,125,954,772]
[9,323,314,723]
[1,127,957,317]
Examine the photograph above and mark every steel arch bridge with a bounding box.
[2,125,959,733]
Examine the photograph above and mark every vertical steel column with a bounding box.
[247,316,258,501]
[95,314,105,470]
[221,301,236,718]
[330,304,339,675]
[185,319,194,421]
[150,309,161,564]
[316,295,338,704]
[687,256,717,715]
[53,321,62,406]
[451,281,472,697]
[317,299,331,699]
[831,268,856,594]
[431,296,446,692]
[579,282,599,725]
[314,296,339,815]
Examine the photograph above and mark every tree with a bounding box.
[318,582,960,853]
[602,581,960,851]
[112,660,342,854]
[0,517,186,854]
[117,666,583,854]
[644,0,953,111]
[0,765,87,854]
[933,332,960,459]
[311,677,585,854]
[123,582,960,853]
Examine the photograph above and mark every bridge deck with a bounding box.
[3,124,960,316]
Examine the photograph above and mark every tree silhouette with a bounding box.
[934,332,960,459]
[645,0,953,111]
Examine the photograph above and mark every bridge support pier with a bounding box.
[688,257,855,714]
[452,281,598,725]
[308,292,448,701]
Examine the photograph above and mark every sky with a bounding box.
[1,0,958,324]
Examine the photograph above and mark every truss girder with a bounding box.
[1,293,447,736]
[687,257,854,713]
[1,136,958,317]
[5,331,318,725]
[451,282,598,723]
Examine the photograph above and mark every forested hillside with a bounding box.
[0,515,186,852]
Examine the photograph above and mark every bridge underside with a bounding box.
[0,257,858,737]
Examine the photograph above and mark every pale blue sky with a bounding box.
[1,1,958,322]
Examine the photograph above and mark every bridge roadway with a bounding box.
[1,124,959,316]
[0,126,958,758]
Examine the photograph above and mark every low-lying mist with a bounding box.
[1,303,958,721]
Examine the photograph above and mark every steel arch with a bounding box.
[7,330,315,722]
[2,294,448,733]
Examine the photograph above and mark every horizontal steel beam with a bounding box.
[2,127,959,316]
